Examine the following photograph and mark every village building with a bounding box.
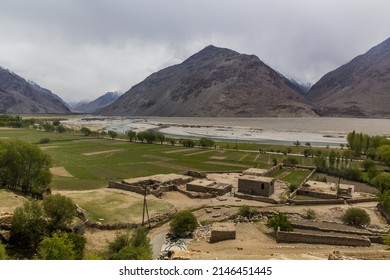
[237,175,275,197]
[186,179,232,196]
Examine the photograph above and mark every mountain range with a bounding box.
[0,67,70,114]
[1,37,389,117]
[69,91,122,113]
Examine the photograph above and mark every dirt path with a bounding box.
[82,149,123,156]
[50,167,73,177]
[205,161,251,168]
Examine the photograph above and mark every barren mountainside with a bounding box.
[0,67,70,114]
[306,37,390,118]
[98,45,317,117]
[70,91,122,113]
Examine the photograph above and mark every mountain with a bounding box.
[70,91,122,113]
[306,37,390,118]
[0,66,70,114]
[97,45,317,117]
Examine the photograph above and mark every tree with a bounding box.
[367,166,380,181]
[266,212,293,232]
[342,207,370,226]
[328,150,337,169]
[170,210,198,236]
[80,127,92,136]
[155,132,165,144]
[107,130,118,139]
[379,190,390,213]
[56,125,66,133]
[126,130,137,142]
[10,200,47,249]
[293,140,301,147]
[283,157,298,165]
[372,173,390,194]
[182,139,196,147]
[305,142,311,148]
[0,139,52,196]
[0,242,6,260]
[38,231,76,260]
[199,138,215,148]
[106,227,152,260]
[137,131,145,143]
[362,159,376,172]
[43,194,76,231]
[303,149,311,157]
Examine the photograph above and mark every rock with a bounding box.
[328,250,345,260]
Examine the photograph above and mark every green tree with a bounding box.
[305,142,311,148]
[362,159,376,172]
[379,190,390,213]
[107,130,118,139]
[137,131,145,143]
[56,125,66,133]
[0,139,52,196]
[80,127,92,136]
[367,166,380,181]
[155,132,165,144]
[107,227,152,260]
[10,200,47,249]
[182,139,196,147]
[126,130,137,142]
[329,150,337,169]
[43,194,76,231]
[372,173,390,194]
[342,207,370,226]
[199,138,215,148]
[293,140,301,147]
[266,212,293,232]
[170,210,198,236]
[38,231,76,260]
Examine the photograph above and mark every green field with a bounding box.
[0,128,320,191]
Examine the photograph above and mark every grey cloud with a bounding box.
[0,0,389,102]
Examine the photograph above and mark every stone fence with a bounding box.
[276,228,371,247]
[234,192,278,204]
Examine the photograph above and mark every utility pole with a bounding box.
[141,187,151,229]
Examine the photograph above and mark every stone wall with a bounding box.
[287,198,344,205]
[263,164,283,176]
[296,189,338,199]
[276,229,371,247]
[186,170,207,178]
[209,223,236,243]
[234,192,278,204]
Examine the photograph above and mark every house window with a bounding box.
[261,183,265,190]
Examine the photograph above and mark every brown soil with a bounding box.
[82,149,123,156]
[50,167,73,177]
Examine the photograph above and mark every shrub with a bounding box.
[38,231,76,260]
[39,138,50,144]
[266,212,293,232]
[283,157,299,165]
[170,210,198,236]
[304,208,316,220]
[342,207,370,226]
[238,205,256,218]
[288,183,299,192]
[43,194,76,231]
[384,232,390,249]
[107,227,152,260]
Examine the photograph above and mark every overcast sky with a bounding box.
[0,0,389,102]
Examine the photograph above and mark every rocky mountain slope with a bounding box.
[70,91,122,113]
[98,45,317,117]
[306,37,390,118]
[0,67,70,114]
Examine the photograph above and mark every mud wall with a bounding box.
[276,230,371,247]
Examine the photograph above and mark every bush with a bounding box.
[288,183,299,192]
[304,208,316,220]
[39,138,50,144]
[170,211,198,236]
[43,194,76,231]
[107,227,152,260]
[238,205,257,218]
[38,231,76,260]
[283,157,299,165]
[266,212,293,232]
[342,207,370,226]
[384,233,390,249]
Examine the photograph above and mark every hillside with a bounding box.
[98,45,317,117]
[70,91,122,113]
[0,67,70,114]
[306,37,390,118]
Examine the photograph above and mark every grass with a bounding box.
[0,189,27,212]
[270,168,312,186]
[61,190,174,224]
[0,128,323,191]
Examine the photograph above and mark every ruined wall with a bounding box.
[238,178,274,197]
[187,170,207,178]
[263,164,283,176]
[296,189,338,199]
[209,223,236,243]
[287,198,344,205]
[276,230,371,247]
[108,181,147,195]
[234,192,278,204]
